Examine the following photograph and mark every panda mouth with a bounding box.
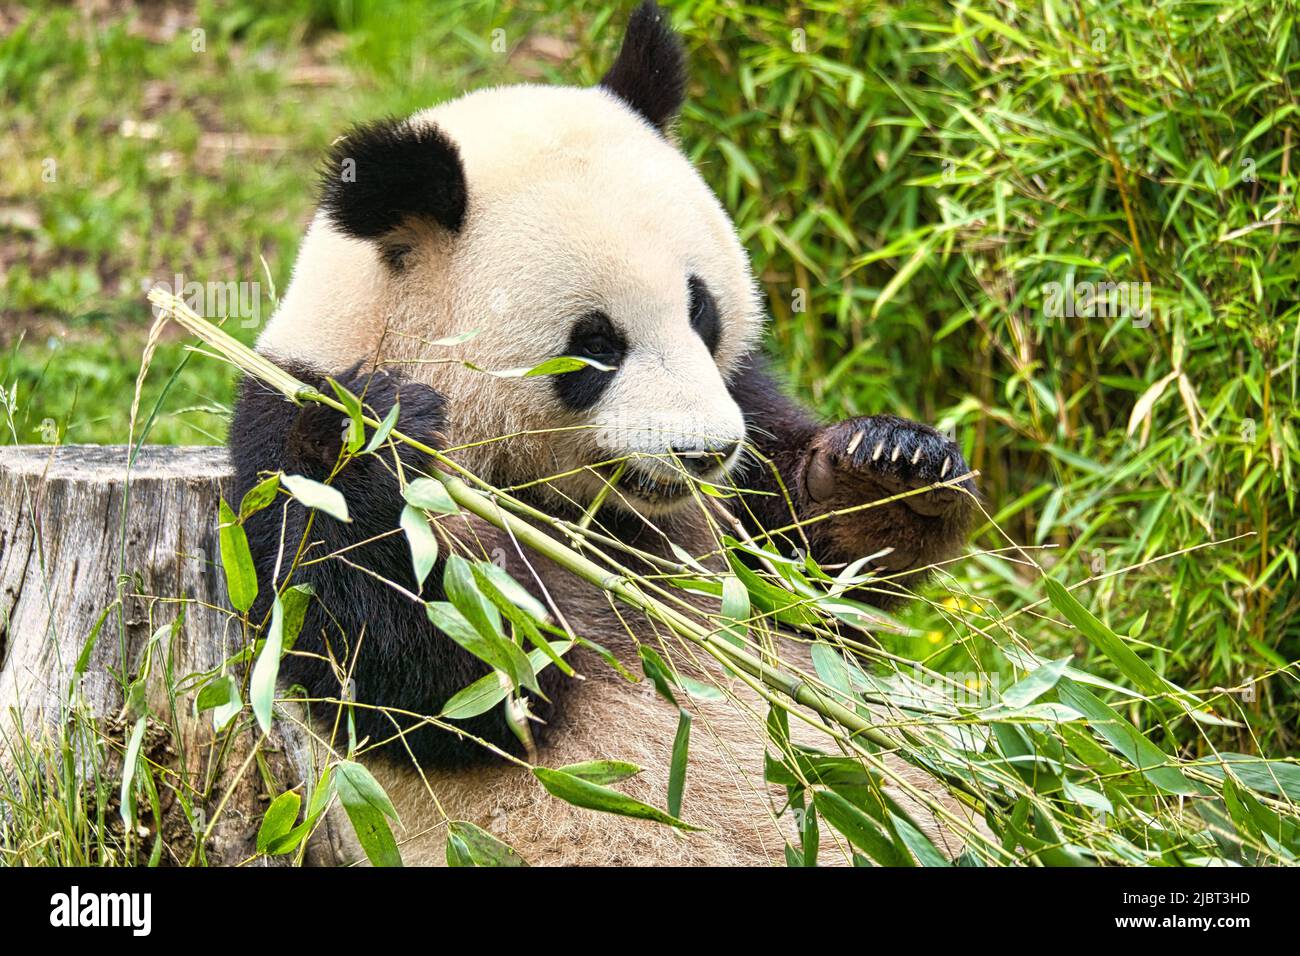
[621,466,692,504]
[591,460,696,507]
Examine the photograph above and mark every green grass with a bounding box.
[2,0,1298,865]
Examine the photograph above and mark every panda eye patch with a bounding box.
[555,311,625,412]
[688,275,721,354]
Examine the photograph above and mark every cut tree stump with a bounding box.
[0,445,345,865]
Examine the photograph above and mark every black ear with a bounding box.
[599,1,686,132]
[319,117,467,241]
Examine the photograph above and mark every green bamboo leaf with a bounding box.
[474,560,548,620]
[1062,779,1113,814]
[525,355,612,376]
[470,355,615,378]
[1057,680,1205,796]
[400,504,439,591]
[239,473,281,519]
[403,476,459,514]
[639,646,679,706]
[445,821,529,867]
[278,583,313,653]
[443,555,534,692]
[363,400,401,454]
[471,563,573,676]
[715,137,761,187]
[813,790,911,867]
[250,595,285,734]
[335,760,402,867]
[425,600,536,693]
[802,804,820,868]
[440,641,571,719]
[281,473,350,523]
[719,574,750,647]
[639,645,724,705]
[327,377,366,454]
[218,498,258,612]
[668,709,691,818]
[257,791,301,854]
[871,238,935,319]
[1000,655,1072,709]
[556,760,642,786]
[195,674,242,731]
[1192,754,1300,801]
[265,769,335,855]
[532,767,701,831]
[888,811,950,867]
[1044,578,1194,704]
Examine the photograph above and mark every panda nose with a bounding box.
[671,441,740,475]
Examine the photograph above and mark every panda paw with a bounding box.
[288,365,447,476]
[803,414,975,520]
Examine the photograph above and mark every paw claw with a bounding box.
[808,416,975,521]
[806,448,836,503]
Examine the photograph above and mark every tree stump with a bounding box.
[0,445,343,865]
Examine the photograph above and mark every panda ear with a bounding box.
[319,117,467,242]
[599,1,686,132]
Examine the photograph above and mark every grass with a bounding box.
[1,0,1298,865]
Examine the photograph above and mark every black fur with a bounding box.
[319,117,467,242]
[229,364,568,765]
[688,275,720,353]
[554,311,625,412]
[599,1,687,132]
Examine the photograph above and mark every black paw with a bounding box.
[287,364,447,477]
[804,414,974,518]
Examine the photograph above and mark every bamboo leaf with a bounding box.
[403,476,459,514]
[1043,577,1186,701]
[667,709,691,818]
[282,473,350,522]
[556,760,642,785]
[327,377,366,454]
[335,760,402,867]
[363,400,401,454]
[239,473,281,519]
[250,594,285,733]
[400,504,439,591]
[218,498,257,612]
[445,821,529,867]
[813,790,911,867]
[257,791,301,854]
[532,767,701,831]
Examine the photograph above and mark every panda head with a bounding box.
[261,2,762,517]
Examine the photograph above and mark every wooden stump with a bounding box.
[0,445,343,865]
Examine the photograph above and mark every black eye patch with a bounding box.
[555,311,626,412]
[688,275,720,354]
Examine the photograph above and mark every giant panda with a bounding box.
[229,1,979,866]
